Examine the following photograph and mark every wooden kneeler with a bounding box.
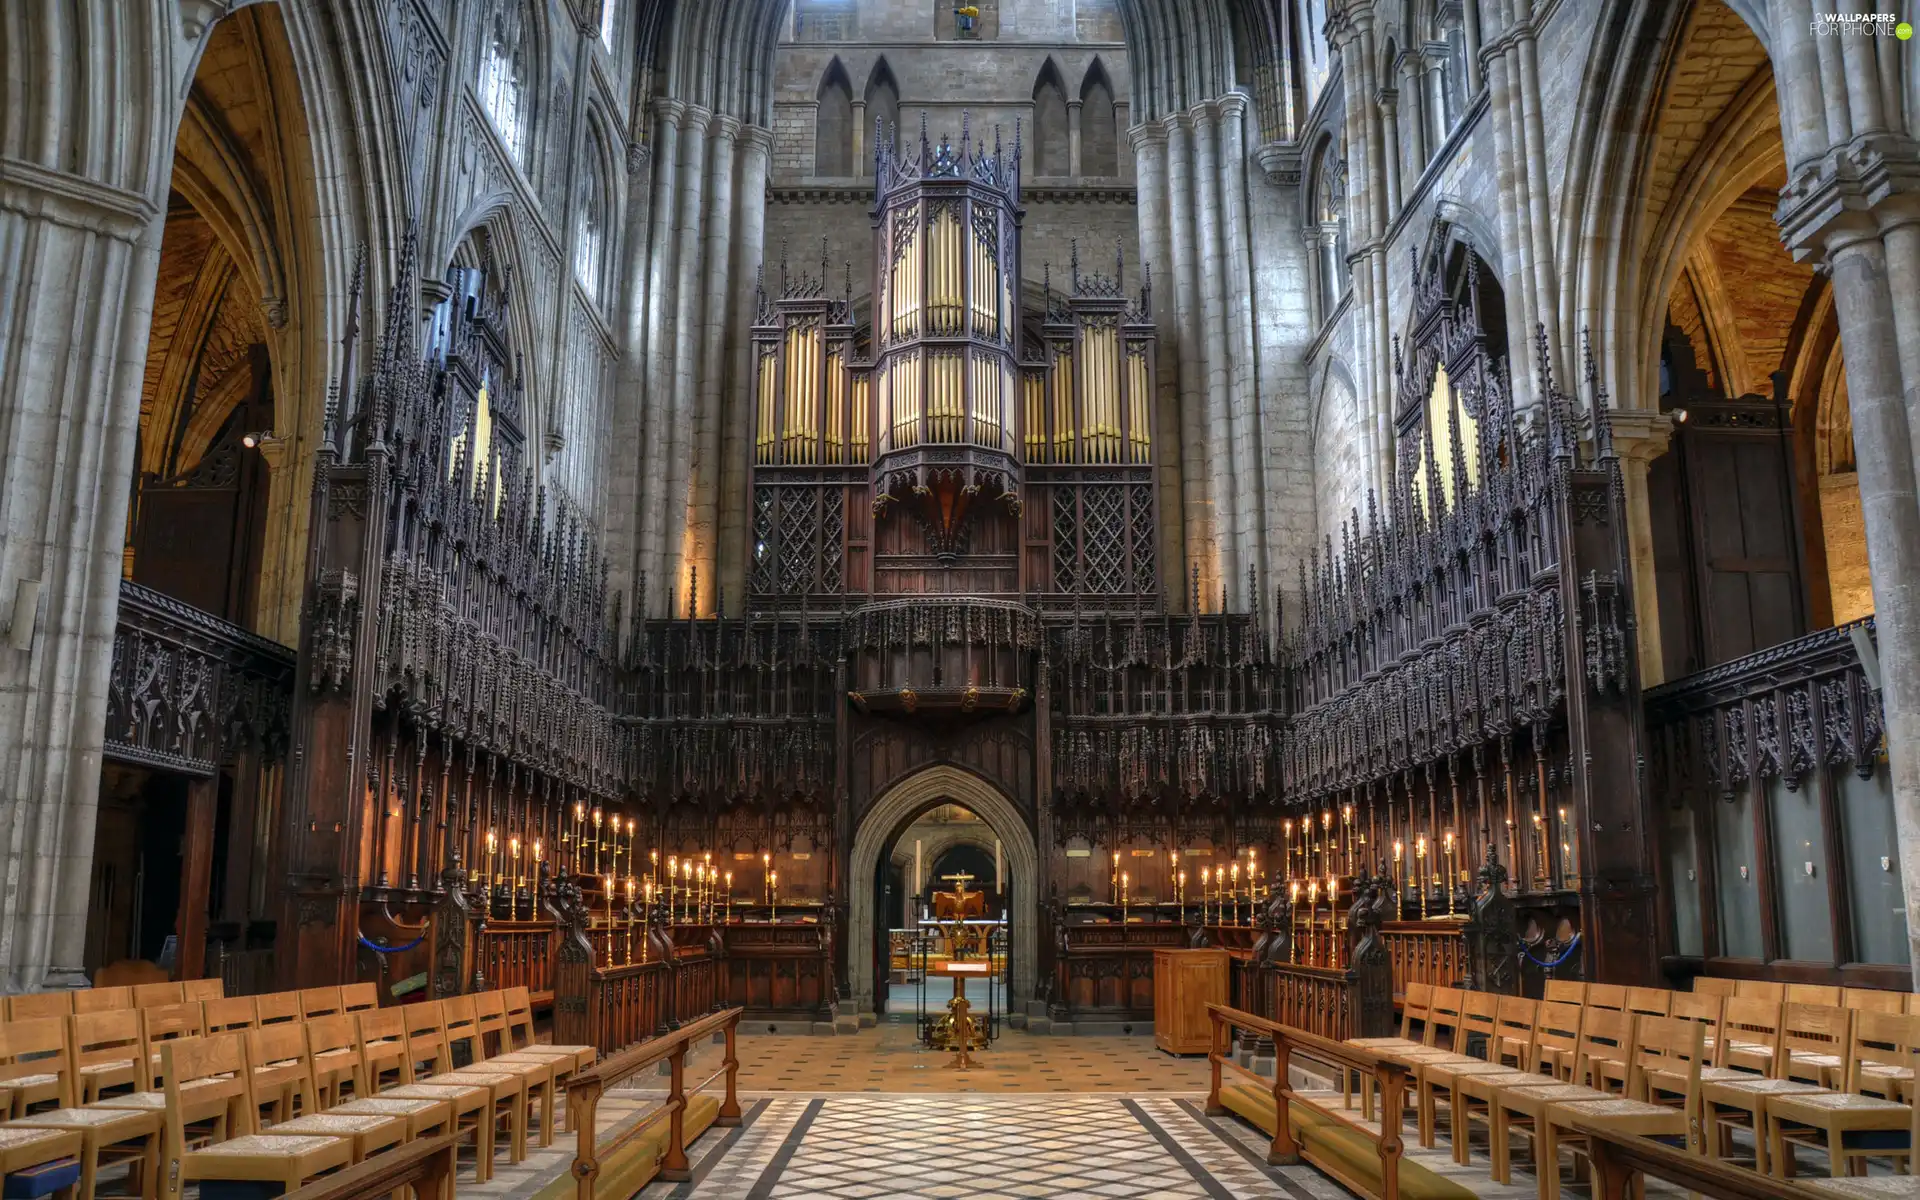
[0,1126,83,1200]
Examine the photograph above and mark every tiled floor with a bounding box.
[732,1023,1215,1093]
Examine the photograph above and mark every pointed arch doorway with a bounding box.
[848,765,1037,1019]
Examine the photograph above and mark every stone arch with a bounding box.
[1079,57,1118,177]
[1031,58,1070,177]
[848,765,1038,1017]
[816,57,854,176]
[863,57,901,152]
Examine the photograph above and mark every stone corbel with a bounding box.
[1254,141,1302,187]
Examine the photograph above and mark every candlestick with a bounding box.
[1230,863,1241,926]
[725,870,734,924]
[1200,867,1211,924]
[769,870,778,923]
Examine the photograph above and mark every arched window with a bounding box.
[816,59,854,176]
[1032,60,1069,176]
[479,0,534,164]
[599,0,615,46]
[1080,60,1118,177]
[574,130,610,302]
[1312,142,1349,321]
[865,59,901,159]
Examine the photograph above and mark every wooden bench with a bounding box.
[1205,1003,1477,1200]
[567,1008,743,1200]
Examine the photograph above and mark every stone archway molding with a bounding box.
[848,765,1038,1019]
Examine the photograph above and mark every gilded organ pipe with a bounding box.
[826,351,846,465]
[1023,371,1047,462]
[1127,344,1152,464]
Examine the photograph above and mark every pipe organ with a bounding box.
[749,120,1157,602]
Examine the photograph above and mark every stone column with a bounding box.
[1067,99,1083,178]
[717,126,774,604]
[1608,410,1675,686]
[851,100,866,178]
[688,115,740,617]
[1164,114,1215,602]
[608,139,655,613]
[657,105,712,609]
[1129,123,1187,597]
[1459,0,1482,94]
[1377,88,1403,217]
[1424,45,1450,150]
[0,156,165,993]
[1399,56,1428,179]
[637,104,685,615]
[1192,103,1239,604]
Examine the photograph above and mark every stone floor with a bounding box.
[731,1023,1215,1093]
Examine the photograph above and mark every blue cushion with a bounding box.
[197,1183,285,1200]
[3,1159,81,1200]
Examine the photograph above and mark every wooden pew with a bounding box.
[567,1007,743,1200]
[281,1133,459,1200]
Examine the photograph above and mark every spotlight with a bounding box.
[241,432,263,449]
[1671,408,1688,424]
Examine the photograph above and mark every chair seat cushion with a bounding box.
[77,1061,134,1077]
[327,1099,441,1116]
[271,1114,397,1136]
[0,1076,59,1090]
[6,1109,155,1130]
[192,1133,342,1157]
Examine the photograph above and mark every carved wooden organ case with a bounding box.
[747,121,1158,604]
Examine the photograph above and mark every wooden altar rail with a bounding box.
[1206,1004,1412,1200]
[1568,1119,1834,1200]
[1379,921,1466,998]
[569,1007,744,1200]
[284,1134,458,1200]
[1265,962,1367,1042]
[564,959,671,1054]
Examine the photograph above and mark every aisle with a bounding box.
[636,1093,1359,1200]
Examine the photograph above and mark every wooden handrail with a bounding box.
[567,1007,744,1200]
[283,1134,458,1200]
[1569,1119,1836,1200]
[1206,1003,1414,1200]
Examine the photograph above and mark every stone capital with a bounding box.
[738,124,777,157]
[1214,91,1250,121]
[1254,141,1303,187]
[1775,134,1920,263]
[1605,408,1674,465]
[1128,124,1169,152]
[653,97,689,126]
[1375,86,1399,113]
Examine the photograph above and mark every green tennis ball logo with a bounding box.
[1899,21,1914,40]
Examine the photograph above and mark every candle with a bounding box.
[914,840,923,897]
[995,838,1003,895]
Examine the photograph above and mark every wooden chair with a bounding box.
[1485,1072,1619,1197]
[1781,1004,1857,1088]
[93,963,166,990]
[0,1017,73,1118]
[6,992,74,1022]
[304,1015,366,1108]
[1703,1059,1831,1173]
[399,1003,453,1081]
[71,988,130,1016]
[1842,988,1906,1016]
[67,1010,142,1103]
[137,1003,205,1088]
[163,1034,353,1200]
[299,988,344,1022]
[437,996,542,1155]
[1625,987,1672,1018]
[201,997,257,1035]
[1712,996,1787,1074]
[1492,996,1541,1072]
[253,991,301,1026]
[1528,1000,1588,1082]
[179,979,222,1003]
[1584,983,1628,1013]
[1788,984,1846,1008]
[1669,990,1725,1034]
[1765,1009,1919,1179]
[1568,1007,1637,1096]
[1414,991,1509,1149]
[502,986,595,1072]
[6,1098,162,1200]
[354,1008,410,1093]
[129,983,182,1010]
[1541,1015,1708,1199]
[374,1077,499,1183]
[240,1035,408,1165]
[471,993,564,1146]
[339,982,378,1013]
[242,1023,314,1126]
[1543,980,1586,1007]
[1453,1002,1586,1172]
[1693,976,1737,998]
[1736,979,1788,1004]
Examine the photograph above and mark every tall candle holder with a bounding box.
[1287,881,1300,962]
[1415,836,1429,919]
[1282,820,1294,881]
[624,877,637,964]
[1443,831,1458,916]
[1120,872,1129,922]
[769,871,779,922]
[591,809,604,875]
[725,871,734,923]
[1230,863,1241,926]
[1200,867,1211,924]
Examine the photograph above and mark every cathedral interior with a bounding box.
[1,0,1918,1197]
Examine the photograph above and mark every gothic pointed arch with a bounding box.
[1079,57,1118,177]
[815,57,855,176]
[863,57,901,152]
[1032,58,1070,176]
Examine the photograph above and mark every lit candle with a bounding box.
[995,838,1003,895]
